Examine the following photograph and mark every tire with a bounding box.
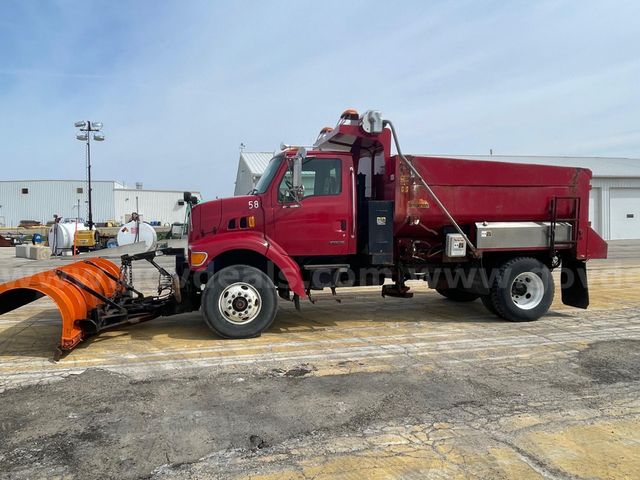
[436,287,480,302]
[489,257,554,322]
[481,295,498,315]
[201,265,278,338]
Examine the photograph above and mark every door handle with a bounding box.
[350,167,356,238]
[340,220,347,231]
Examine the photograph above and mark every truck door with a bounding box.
[268,155,355,256]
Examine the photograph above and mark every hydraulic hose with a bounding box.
[383,119,479,256]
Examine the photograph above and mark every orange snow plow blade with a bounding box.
[0,258,123,352]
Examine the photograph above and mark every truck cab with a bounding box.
[260,152,356,256]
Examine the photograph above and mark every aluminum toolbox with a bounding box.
[475,221,572,249]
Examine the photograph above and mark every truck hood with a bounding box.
[189,195,264,242]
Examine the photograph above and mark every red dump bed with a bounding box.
[385,155,608,260]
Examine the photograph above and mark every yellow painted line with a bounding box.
[2,317,639,391]
[3,319,636,367]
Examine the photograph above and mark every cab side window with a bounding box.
[278,158,342,202]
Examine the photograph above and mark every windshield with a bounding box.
[253,155,284,194]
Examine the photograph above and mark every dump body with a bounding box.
[387,155,607,260]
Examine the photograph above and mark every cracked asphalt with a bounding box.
[0,241,639,479]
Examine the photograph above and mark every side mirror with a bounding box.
[292,155,304,190]
[289,148,306,201]
[183,191,199,205]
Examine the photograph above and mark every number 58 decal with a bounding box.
[248,200,260,209]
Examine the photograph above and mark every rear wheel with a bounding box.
[202,265,278,338]
[436,287,480,302]
[489,257,554,322]
[480,295,498,315]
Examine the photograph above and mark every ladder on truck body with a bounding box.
[549,196,581,253]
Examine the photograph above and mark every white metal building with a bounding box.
[112,186,202,225]
[235,151,640,240]
[0,180,201,227]
[234,151,275,196]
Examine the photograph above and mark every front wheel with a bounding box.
[489,257,554,322]
[201,265,278,338]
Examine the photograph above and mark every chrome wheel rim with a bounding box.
[218,282,262,324]
[510,272,544,310]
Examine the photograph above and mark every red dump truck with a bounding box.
[0,109,608,355]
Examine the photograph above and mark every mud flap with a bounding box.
[561,258,589,309]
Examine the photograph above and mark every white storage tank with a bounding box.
[49,222,88,255]
[116,220,157,251]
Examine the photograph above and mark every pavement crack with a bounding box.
[486,432,581,480]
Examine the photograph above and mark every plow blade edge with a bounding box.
[0,258,122,351]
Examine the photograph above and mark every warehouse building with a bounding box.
[0,180,201,227]
[235,151,640,240]
[234,151,275,196]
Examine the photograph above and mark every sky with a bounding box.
[0,0,639,199]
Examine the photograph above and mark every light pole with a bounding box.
[72,199,81,256]
[74,121,105,230]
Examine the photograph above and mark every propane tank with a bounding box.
[116,220,157,250]
[49,222,88,255]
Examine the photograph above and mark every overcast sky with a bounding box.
[1,0,639,198]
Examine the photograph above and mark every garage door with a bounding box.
[589,188,600,234]
[610,188,640,240]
